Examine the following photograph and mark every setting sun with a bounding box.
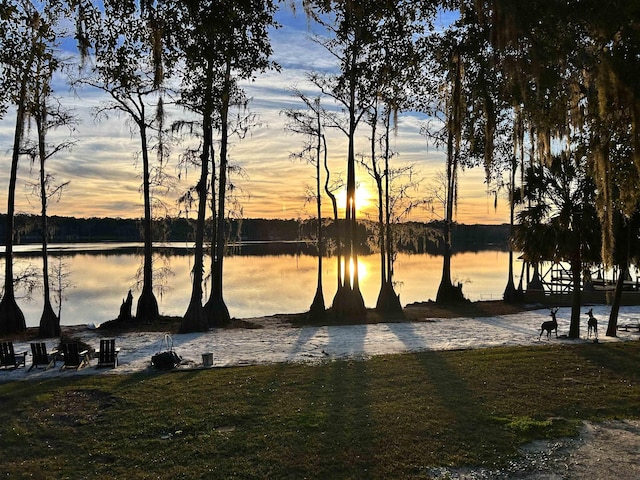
[336,185,374,216]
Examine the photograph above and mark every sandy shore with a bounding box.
[2,303,638,381]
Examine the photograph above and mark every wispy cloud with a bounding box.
[0,4,508,225]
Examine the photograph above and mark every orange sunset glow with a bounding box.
[0,7,508,226]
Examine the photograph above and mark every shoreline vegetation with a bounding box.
[0,214,511,254]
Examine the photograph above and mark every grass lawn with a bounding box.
[1,341,639,478]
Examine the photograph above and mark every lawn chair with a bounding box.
[96,339,119,368]
[60,343,90,370]
[28,342,57,371]
[0,341,27,370]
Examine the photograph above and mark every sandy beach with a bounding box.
[3,303,639,381]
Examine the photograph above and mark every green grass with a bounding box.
[1,341,639,478]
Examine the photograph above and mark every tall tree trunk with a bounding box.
[568,253,582,338]
[370,106,386,287]
[309,105,325,320]
[436,47,465,305]
[331,57,365,319]
[206,59,231,327]
[384,110,393,286]
[323,134,341,294]
[180,66,214,334]
[205,144,218,316]
[372,109,386,307]
[0,38,33,334]
[36,105,60,338]
[607,221,631,337]
[504,156,517,302]
[135,119,159,323]
[180,148,209,332]
[376,109,403,317]
[607,263,626,337]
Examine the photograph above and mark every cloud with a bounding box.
[0,5,508,225]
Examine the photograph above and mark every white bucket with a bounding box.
[202,353,214,367]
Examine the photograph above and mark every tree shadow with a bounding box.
[385,321,430,352]
[350,322,522,466]
[311,356,375,475]
[326,324,368,359]
[409,349,520,465]
[574,342,640,381]
[286,326,322,361]
[282,323,374,474]
[473,314,546,338]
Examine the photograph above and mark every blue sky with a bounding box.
[0,2,509,225]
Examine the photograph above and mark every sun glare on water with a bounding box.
[340,256,369,288]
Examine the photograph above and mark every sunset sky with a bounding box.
[0,3,510,226]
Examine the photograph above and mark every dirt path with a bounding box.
[429,419,640,479]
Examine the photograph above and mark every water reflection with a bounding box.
[1,245,513,327]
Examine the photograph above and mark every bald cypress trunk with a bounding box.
[180,63,214,334]
[136,119,159,323]
[331,52,366,320]
[35,104,60,338]
[205,59,231,327]
[436,47,466,306]
[0,30,34,334]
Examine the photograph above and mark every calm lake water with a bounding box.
[2,243,515,328]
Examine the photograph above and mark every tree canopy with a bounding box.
[2,1,640,332]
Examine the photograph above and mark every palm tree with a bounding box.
[513,151,601,338]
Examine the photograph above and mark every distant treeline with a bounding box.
[0,214,510,254]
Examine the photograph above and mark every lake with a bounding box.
[1,243,515,328]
